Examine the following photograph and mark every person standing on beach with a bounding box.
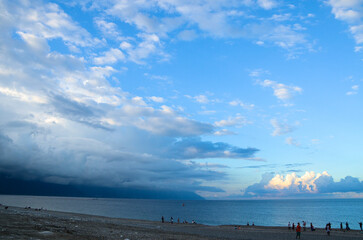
[359,222,362,231]
[303,221,306,231]
[171,217,173,224]
[326,223,331,236]
[310,223,315,231]
[296,222,301,239]
[161,216,164,223]
[346,222,350,231]
[292,223,295,230]
[340,222,343,231]
[288,222,291,230]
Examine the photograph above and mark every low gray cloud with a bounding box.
[239,163,310,169]
[315,175,363,194]
[168,138,259,160]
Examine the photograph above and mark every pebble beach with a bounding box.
[1,206,363,240]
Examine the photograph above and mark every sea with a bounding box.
[0,195,362,230]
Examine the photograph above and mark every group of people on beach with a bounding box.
[288,221,312,233]
[288,220,362,238]
[161,216,197,225]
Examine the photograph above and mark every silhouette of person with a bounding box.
[310,223,315,231]
[326,223,331,236]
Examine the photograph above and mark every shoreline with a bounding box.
[1,205,363,239]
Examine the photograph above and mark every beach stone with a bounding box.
[39,230,53,235]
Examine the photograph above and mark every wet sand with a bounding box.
[1,206,362,240]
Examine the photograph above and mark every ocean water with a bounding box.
[0,195,362,230]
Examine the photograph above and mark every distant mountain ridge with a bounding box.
[0,175,203,200]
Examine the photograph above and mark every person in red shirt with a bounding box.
[296,222,301,239]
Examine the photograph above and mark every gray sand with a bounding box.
[0,206,362,240]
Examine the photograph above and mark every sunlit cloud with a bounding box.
[243,171,363,198]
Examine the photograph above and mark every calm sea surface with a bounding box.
[0,195,362,230]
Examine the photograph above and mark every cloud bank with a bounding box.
[243,171,363,198]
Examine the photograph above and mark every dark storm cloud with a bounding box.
[168,137,259,159]
[0,128,229,193]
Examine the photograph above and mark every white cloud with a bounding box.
[178,29,198,41]
[16,31,50,53]
[257,0,277,10]
[199,109,217,115]
[0,87,47,104]
[259,79,302,102]
[350,24,363,44]
[1,1,98,49]
[346,84,359,95]
[249,69,270,77]
[144,73,169,81]
[91,0,311,54]
[270,119,294,136]
[126,33,169,64]
[242,23,309,55]
[214,129,237,136]
[215,115,250,128]
[148,96,164,103]
[94,17,121,38]
[269,13,291,22]
[94,48,125,65]
[265,171,330,192]
[285,137,300,147]
[186,94,211,104]
[327,0,363,48]
[229,99,255,110]
[327,0,363,22]
[120,41,133,50]
[194,95,209,104]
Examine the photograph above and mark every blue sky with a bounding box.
[0,0,363,199]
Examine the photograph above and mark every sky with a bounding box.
[0,0,363,199]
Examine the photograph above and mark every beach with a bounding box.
[1,206,362,240]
